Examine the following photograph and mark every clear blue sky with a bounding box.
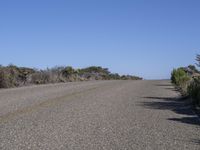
[0,0,200,79]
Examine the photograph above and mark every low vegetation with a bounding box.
[0,65,142,89]
[188,77,200,106]
[171,68,191,94]
[171,55,200,107]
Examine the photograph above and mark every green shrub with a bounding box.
[171,68,191,94]
[188,77,200,106]
[171,68,190,85]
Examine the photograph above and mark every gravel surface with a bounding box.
[0,80,199,150]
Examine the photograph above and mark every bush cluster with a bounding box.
[0,65,142,89]
[0,65,35,88]
[171,58,200,107]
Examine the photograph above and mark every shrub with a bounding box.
[171,68,191,94]
[188,77,200,106]
[30,71,51,84]
[79,66,110,74]
[62,66,75,77]
[0,69,9,88]
[109,73,121,80]
[171,68,190,85]
[0,66,21,88]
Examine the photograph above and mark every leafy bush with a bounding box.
[170,55,200,107]
[171,68,190,85]
[171,68,191,94]
[188,77,200,106]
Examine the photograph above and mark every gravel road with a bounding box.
[0,80,199,150]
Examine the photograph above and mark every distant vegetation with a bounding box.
[171,55,200,107]
[0,65,142,89]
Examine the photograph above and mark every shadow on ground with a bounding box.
[140,95,200,145]
[168,117,200,126]
[164,87,180,92]
[191,139,200,145]
[155,82,182,93]
[140,96,200,126]
[154,84,172,87]
[139,83,200,145]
